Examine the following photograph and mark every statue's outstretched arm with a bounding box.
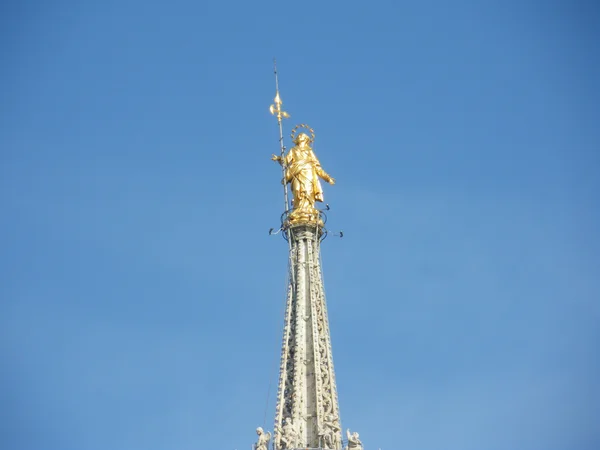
[316,165,335,184]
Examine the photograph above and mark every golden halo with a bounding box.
[290,123,315,144]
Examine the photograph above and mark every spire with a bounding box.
[257,61,354,450]
[272,223,343,449]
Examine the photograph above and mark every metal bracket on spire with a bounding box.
[319,229,343,240]
[315,205,344,240]
[269,227,283,236]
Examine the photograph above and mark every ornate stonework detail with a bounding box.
[275,417,299,449]
[254,427,271,450]
[320,414,342,449]
[273,224,342,449]
[346,429,363,450]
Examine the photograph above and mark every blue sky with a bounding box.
[1,1,599,449]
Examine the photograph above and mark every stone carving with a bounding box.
[255,427,271,450]
[320,414,341,449]
[274,227,341,448]
[275,417,298,449]
[346,429,362,450]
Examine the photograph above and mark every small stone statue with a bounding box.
[255,427,271,450]
[346,429,362,450]
[275,417,298,449]
[320,414,341,449]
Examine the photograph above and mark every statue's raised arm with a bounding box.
[346,429,363,450]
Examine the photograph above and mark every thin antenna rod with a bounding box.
[271,58,290,215]
[274,59,280,95]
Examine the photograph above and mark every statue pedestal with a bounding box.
[285,209,325,228]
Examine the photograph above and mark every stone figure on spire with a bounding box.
[254,427,271,450]
[275,417,298,449]
[346,429,363,450]
[320,414,342,449]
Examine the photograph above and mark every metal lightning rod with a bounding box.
[269,59,291,215]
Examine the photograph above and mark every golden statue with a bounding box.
[272,129,335,224]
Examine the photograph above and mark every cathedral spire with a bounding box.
[253,63,361,450]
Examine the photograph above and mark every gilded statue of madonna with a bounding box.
[272,130,335,223]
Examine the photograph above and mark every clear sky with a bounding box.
[1,1,599,450]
